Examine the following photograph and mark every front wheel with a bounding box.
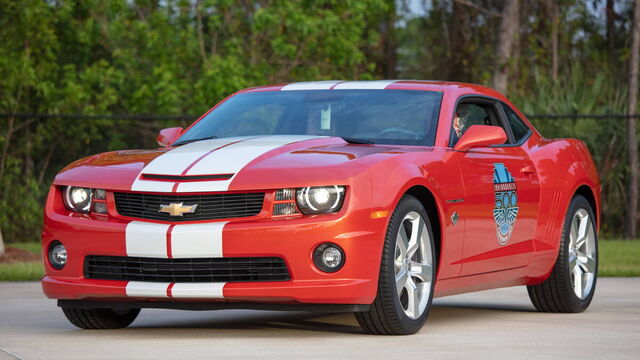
[527,195,598,313]
[62,307,140,329]
[356,195,436,335]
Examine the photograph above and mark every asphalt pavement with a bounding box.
[0,278,638,360]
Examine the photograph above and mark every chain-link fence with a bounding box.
[0,113,636,181]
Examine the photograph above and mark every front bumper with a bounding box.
[41,194,386,305]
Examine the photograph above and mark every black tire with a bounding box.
[527,195,598,313]
[355,195,436,335]
[61,307,140,329]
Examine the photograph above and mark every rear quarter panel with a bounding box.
[525,137,600,282]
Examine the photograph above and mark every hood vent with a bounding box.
[141,173,234,182]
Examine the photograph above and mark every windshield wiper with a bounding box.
[340,137,374,144]
[172,135,218,147]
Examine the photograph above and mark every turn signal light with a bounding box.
[273,189,300,216]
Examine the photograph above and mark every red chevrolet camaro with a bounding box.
[42,80,600,335]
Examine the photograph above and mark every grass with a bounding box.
[9,242,42,254]
[1,240,639,281]
[0,261,43,281]
[0,242,43,281]
[599,240,640,277]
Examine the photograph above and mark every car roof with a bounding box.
[238,80,507,101]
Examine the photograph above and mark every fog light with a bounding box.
[48,241,67,270]
[313,243,345,273]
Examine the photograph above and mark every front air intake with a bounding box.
[84,256,290,283]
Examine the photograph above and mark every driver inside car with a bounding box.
[453,104,471,139]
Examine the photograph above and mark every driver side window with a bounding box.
[450,101,501,145]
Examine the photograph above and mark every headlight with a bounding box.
[296,186,345,215]
[63,186,108,214]
[64,186,92,213]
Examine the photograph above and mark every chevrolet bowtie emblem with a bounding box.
[158,202,198,216]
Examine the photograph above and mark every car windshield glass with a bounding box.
[175,90,443,146]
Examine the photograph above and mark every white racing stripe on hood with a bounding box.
[175,135,323,193]
[130,136,254,192]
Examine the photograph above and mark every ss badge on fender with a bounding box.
[492,163,519,245]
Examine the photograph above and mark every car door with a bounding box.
[451,98,540,275]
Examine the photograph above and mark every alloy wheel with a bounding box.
[568,208,597,300]
[394,211,434,319]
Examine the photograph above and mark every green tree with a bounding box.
[0,0,390,243]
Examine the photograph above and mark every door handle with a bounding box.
[521,165,535,175]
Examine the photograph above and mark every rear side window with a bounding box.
[501,104,530,143]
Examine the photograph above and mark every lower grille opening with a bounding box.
[84,256,290,283]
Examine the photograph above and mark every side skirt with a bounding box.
[434,265,529,298]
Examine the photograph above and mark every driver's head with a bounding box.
[456,105,470,120]
[453,105,470,137]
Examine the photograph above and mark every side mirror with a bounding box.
[453,125,507,152]
[156,127,184,147]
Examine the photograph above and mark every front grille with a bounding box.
[113,192,265,221]
[84,256,290,283]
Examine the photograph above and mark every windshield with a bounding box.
[176,90,443,146]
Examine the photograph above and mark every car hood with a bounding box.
[55,135,432,191]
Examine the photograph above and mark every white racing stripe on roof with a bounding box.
[332,80,396,90]
[175,135,323,192]
[281,81,342,91]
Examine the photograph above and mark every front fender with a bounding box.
[366,150,464,279]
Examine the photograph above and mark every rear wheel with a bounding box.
[527,195,598,313]
[61,307,140,329]
[356,195,436,335]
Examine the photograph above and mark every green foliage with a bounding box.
[0,0,390,243]
[0,0,638,243]
[511,65,630,236]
